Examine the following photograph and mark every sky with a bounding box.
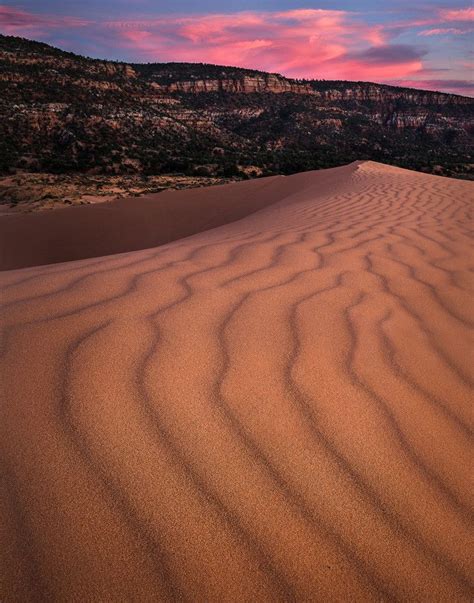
[1,1,472,95]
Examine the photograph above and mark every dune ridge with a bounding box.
[0,161,473,601]
[0,164,358,271]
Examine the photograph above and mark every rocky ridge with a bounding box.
[1,34,473,180]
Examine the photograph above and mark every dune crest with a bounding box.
[1,162,473,601]
[0,163,359,271]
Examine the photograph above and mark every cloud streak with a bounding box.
[439,7,474,22]
[419,28,472,36]
[0,5,88,35]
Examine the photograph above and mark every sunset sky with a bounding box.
[1,1,472,95]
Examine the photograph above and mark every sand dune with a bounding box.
[0,170,347,271]
[0,161,473,601]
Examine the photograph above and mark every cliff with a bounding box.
[155,75,469,106]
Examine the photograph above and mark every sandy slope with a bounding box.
[0,161,473,601]
[0,173,320,270]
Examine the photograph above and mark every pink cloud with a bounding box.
[421,6,474,41]
[0,5,88,35]
[439,7,474,22]
[102,10,425,82]
[390,79,474,97]
[324,60,423,81]
[373,5,474,38]
[419,27,472,36]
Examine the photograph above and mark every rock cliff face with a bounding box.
[160,74,314,94]
[1,34,473,179]
[157,76,470,106]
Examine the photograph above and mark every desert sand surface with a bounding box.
[0,161,473,601]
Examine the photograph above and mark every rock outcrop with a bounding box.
[157,77,470,107]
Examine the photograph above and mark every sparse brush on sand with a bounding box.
[0,173,236,214]
[0,161,472,601]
